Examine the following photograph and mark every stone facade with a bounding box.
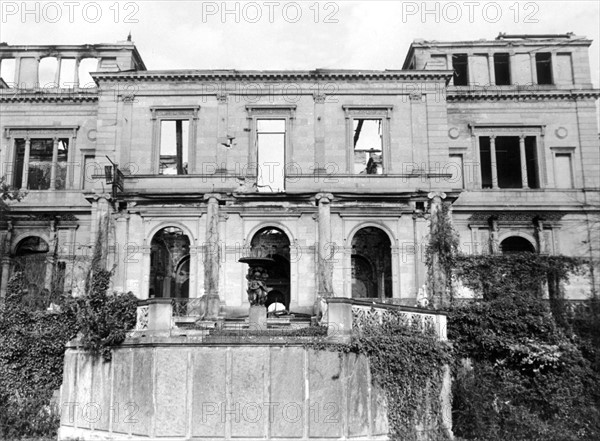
[1,33,598,311]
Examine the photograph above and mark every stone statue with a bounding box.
[246,266,272,306]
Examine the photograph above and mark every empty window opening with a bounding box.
[159,120,189,175]
[479,136,539,189]
[494,53,511,85]
[536,53,553,85]
[257,119,286,192]
[555,153,573,188]
[0,58,16,85]
[351,227,392,299]
[150,227,190,298]
[59,58,76,88]
[501,236,535,254]
[14,138,69,190]
[353,119,383,174]
[452,54,469,86]
[78,57,99,88]
[38,57,58,88]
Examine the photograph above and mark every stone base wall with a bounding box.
[58,341,390,440]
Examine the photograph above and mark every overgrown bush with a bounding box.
[449,295,600,440]
[0,272,77,440]
[74,268,138,361]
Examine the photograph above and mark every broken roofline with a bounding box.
[90,69,454,83]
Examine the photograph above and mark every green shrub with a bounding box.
[449,296,600,440]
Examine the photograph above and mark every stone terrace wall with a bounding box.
[58,342,389,440]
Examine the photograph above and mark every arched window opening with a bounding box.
[351,227,392,299]
[500,236,535,254]
[150,227,190,298]
[250,227,291,309]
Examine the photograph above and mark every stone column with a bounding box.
[44,220,58,291]
[529,53,538,84]
[428,191,448,309]
[21,137,31,190]
[50,137,59,190]
[203,193,222,319]
[487,54,496,86]
[489,135,499,189]
[519,135,529,188]
[489,216,500,254]
[316,193,333,298]
[0,221,13,299]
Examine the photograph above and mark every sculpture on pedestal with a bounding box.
[246,266,272,306]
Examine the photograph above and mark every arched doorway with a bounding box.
[12,236,65,307]
[351,227,392,299]
[150,227,190,298]
[500,236,535,254]
[250,227,291,309]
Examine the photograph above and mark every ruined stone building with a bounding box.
[1,33,599,314]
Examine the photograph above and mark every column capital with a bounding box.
[427,191,447,201]
[203,193,223,202]
[315,193,333,204]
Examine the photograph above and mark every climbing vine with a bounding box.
[311,311,453,441]
[425,201,459,308]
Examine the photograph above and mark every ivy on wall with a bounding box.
[0,272,77,439]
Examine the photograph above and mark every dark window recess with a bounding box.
[479,136,539,189]
[525,137,539,188]
[493,53,511,85]
[536,53,553,85]
[501,236,535,254]
[452,54,469,86]
[495,136,523,188]
[479,136,492,188]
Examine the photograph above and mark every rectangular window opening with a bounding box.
[479,137,492,188]
[494,53,511,85]
[525,137,539,189]
[479,136,540,189]
[257,119,286,192]
[159,120,189,175]
[13,138,70,190]
[536,53,553,85]
[353,119,383,174]
[452,54,469,86]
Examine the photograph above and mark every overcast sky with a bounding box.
[1,0,599,85]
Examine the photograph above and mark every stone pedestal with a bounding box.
[249,305,267,331]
